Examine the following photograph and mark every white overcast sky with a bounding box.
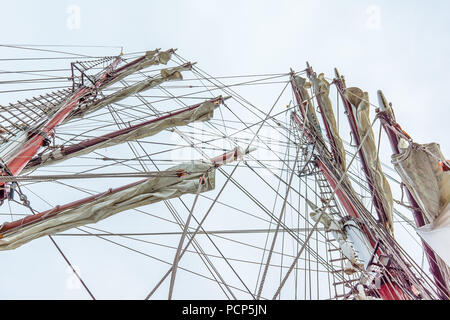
[1,0,448,154]
[0,0,448,299]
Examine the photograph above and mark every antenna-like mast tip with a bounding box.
[334,67,340,77]
[377,90,391,112]
[245,146,257,154]
[183,61,196,69]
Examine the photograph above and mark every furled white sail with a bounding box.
[99,49,173,89]
[0,161,215,250]
[344,88,394,234]
[24,101,218,172]
[393,141,450,271]
[416,204,450,266]
[69,63,192,120]
[393,142,449,223]
[311,210,363,273]
[292,75,323,141]
[310,73,347,172]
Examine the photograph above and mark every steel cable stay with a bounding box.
[173,54,302,141]
[2,86,384,298]
[141,79,334,298]
[104,100,240,299]
[83,104,243,296]
[254,127,293,296]
[41,175,332,270]
[102,92,250,299]
[286,85,443,299]
[220,169,351,287]
[0,46,446,300]
[141,86,290,300]
[39,179,331,271]
[13,189,97,300]
[119,85,260,300]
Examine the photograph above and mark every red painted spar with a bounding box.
[290,76,362,221]
[26,96,225,168]
[290,74,409,301]
[333,73,388,229]
[0,52,168,200]
[4,88,89,175]
[290,112,361,220]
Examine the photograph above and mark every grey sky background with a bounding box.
[0,0,448,299]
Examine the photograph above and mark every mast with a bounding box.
[376,91,449,299]
[306,63,346,171]
[0,147,247,250]
[0,44,445,299]
[290,70,366,223]
[0,50,184,201]
[333,68,393,233]
[25,97,226,171]
[289,68,429,300]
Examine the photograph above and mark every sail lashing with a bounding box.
[377,91,450,296]
[0,146,250,250]
[68,62,193,120]
[290,64,442,300]
[0,161,214,250]
[24,98,225,172]
[290,71,368,275]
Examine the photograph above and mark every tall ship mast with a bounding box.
[0,45,448,300]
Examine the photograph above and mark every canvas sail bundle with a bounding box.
[393,142,450,268]
[310,73,347,172]
[292,75,323,141]
[344,88,394,233]
[99,49,173,89]
[0,161,215,250]
[393,142,449,223]
[70,63,192,120]
[25,101,218,171]
[0,45,447,300]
